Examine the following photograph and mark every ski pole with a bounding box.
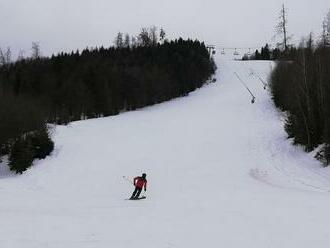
[122,176,134,185]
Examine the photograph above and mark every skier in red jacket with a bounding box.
[130,173,147,199]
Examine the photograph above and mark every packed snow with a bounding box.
[1,53,330,248]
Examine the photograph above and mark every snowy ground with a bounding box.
[1,54,330,248]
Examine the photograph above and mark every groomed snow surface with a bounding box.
[1,54,330,248]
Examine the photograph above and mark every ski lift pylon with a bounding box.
[247,48,251,56]
[206,45,215,57]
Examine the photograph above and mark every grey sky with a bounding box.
[0,0,329,57]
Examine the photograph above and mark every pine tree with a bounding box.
[9,136,34,174]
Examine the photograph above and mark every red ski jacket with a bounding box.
[134,177,147,190]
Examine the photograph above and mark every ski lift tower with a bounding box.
[206,45,216,57]
[247,48,251,56]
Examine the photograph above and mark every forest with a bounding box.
[270,42,330,165]
[0,29,216,173]
[245,8,330,166]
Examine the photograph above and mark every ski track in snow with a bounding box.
[1,53,330,248]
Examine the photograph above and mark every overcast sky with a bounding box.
[0,0,329,58]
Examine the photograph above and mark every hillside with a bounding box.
[1,54,330,248]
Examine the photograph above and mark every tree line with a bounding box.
[270,9,330,166]
[0,28,216,173]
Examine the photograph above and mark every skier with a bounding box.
[130,173,147,200]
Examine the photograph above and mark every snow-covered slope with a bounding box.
[1,54,330,248]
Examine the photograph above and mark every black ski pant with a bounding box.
[131,186,142,199]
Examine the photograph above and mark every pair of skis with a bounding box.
[127,196,146,201]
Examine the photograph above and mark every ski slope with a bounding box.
[1,54,330,248]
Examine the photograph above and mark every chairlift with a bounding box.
[207,45,215,57]
[221,49,225,55]
[233,48,239,56]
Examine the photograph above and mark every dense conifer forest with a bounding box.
[270,42,330,165]
[242,44,288,61]
[0,33,216,173]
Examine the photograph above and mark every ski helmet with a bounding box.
[142,173,146,178]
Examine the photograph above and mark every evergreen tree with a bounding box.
[9,136,34,174]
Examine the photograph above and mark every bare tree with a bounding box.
[131,36,137,48]
[17,50,25,61]
[276,4,290,51]
[0,48,5,65]
[324,10,330,45]
[5,47,11,64]
[124,33,130,48]
[149,26,158,45]
[322,19,328,46]
[138,27,151,47]
[114,32,123,48]
[0,47,12,65]
[159,28,166,43]
[31,42,41,59]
